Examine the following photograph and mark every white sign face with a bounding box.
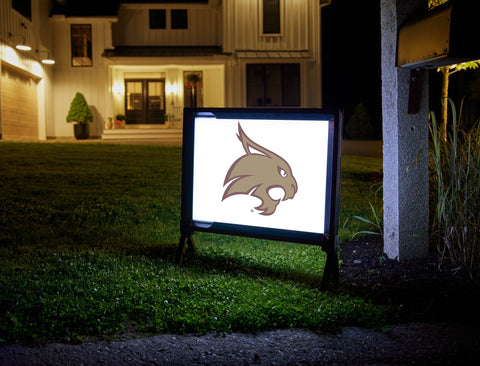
[192,117,330,234]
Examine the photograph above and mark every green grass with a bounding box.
[0,142,383,344]
[339,155,383,239]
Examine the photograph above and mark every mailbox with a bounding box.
[397,1,480,68]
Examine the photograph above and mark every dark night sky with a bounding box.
[322,0,382,139]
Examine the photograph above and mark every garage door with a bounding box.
[1,65,38,140]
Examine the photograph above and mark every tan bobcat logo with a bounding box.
[222,123,298,215]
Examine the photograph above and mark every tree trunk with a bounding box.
[440,67,450,141]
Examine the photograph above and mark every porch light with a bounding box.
[167,82,178,96]
[112,83,125,95]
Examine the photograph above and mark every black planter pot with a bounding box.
[74,123,89,140]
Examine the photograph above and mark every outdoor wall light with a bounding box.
[36,50,55,65]
[9,33,32,51]
[167,82,178,96]
[112,83,124,95]
[9,23,32,52]
[15,42,31,51]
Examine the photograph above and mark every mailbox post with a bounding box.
[381,0,430,261]
[381,0,480,261]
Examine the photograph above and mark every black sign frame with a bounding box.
[177,108,342,289]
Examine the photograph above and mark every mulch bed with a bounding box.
[337,235,480,323]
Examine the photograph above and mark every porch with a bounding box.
[102,125,182,144]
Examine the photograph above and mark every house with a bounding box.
[0,0,331,141]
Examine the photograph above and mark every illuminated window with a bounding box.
[247,64,300,107]
[171,9,188,29]
[71,25,92,67]
[12,0,31,20]
[150,9,166,29]
[263,0,280,34]
[126,81,143,111]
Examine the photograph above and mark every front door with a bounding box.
[125,79,165,124]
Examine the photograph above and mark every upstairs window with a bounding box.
[149,9,166,29]
[171,9,188,29]
[263,0,280,34]
[71,24,92,67]
[12,0,31,21]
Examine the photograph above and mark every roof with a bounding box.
[236,51,312,59]
[102,46,225,58]
[50,0,208,17]
[120,1,208,3]
[51,0,120,17]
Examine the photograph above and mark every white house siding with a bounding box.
[112,4,220,46]
[223,0,313,52]
[41,66,55,139]
[50,18,115,138]
[0,1,35,53]
[221,0,324,108]
[203,67,225,107]
[53,68,108,138]
[0,0,54,140]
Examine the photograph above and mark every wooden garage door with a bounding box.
[1,65,38,139]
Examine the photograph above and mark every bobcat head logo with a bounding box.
[222,123,298,216]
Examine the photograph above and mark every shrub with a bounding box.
[345,103,374,140]
[429,99,480,279]
[66,93,93,124]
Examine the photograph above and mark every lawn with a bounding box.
[0,142,383,344]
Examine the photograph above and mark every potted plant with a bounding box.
[66,92,93,139]
[115,114,126,128]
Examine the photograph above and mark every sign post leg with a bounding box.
[320,245,339,291]
[176,233,197,266]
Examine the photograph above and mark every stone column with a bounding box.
[381,0,429,260]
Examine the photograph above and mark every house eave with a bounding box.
[102,55,231,66]
[102,46,232,65]
[103,46,227,58]
[235,50,312,60]
[50,15,119,23]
